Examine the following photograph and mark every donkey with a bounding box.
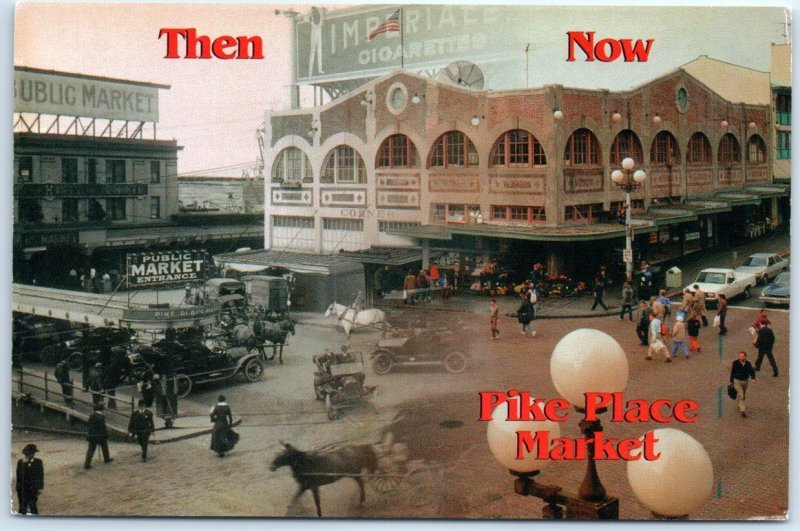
[269,442,377,517]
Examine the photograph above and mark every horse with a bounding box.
[251,319,295,363]
[324,302,387,338]
[269,442,377,517]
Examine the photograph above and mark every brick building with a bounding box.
[261,56,787,285]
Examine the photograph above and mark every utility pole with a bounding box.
[524,43,531,88]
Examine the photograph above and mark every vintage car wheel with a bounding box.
[325,393,336,420]
[243,358,264,382]
[175,374,192,398]
[67,351,84,371]
[371,351,394,375]
[443,351,467,374]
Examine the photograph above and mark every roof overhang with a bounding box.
[214,249,363,276]
[338,246,439,266]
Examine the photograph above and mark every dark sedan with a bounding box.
[760,269,790,307]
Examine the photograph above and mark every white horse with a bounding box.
[324,302,387,338]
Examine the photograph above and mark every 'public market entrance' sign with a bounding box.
[127,250,207,287]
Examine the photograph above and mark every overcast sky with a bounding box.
[13,2,790,176]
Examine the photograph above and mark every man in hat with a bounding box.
[84,405,113,469]
[16,443,44,514]
[87,362,104,407]
[128,399,156,462]
[54,359,74,407]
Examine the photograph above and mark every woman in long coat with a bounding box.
[210,395,235,457]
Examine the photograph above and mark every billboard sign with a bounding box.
[295,4,518,83]
[127,250,207,287]
[14,67,161,121]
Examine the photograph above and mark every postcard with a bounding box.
[11,1,791,521]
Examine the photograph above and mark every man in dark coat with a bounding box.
[128,399,156,462]
[730,351,756,418]
[210,395,236,457]
[84,406,113,469]
[754,322,778,377]
[54,360,74,407]
[591,270,608,311]
[16,443,44,514]
[635,301,650,346]
[87,362,104,407]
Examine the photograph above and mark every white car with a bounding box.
[735,253,788,285]
[685,268,756,307]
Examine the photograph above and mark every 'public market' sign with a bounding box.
[127,250,206,287]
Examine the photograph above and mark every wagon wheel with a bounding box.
[67,351,84,371]
[243,358,264,382]
[175,374,192,398]
[369,474,402,494]
[325,393,336,420]
[371,350,393,375]
[443,351,467,374]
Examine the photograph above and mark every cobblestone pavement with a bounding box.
[12,302,788,520]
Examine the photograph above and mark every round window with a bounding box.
[675,87,688,113]
[386,83,409,115]
[390,87,407,110]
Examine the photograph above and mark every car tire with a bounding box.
[443,351,467,374]
[743,286,752,299]
[67,352,84,371]
[243,358,264,382]
[371,351,393,375]
[175,374,192,398]
[761,274,769,286]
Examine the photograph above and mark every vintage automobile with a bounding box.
[40,326,135,369]
[370,328,468,375]
[13,314,83,363]
[735,253,788,285]
[760,268,790,307]
[313,348,376,420]
[132,338,264,398]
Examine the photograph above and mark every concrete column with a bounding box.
[421,240,430,269]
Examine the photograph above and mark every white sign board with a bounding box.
[14,69,160,122]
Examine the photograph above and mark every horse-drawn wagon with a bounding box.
[313,348,376,420]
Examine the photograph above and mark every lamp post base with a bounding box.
[566,496,620,520]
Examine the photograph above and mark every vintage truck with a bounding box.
[684,268,756,307]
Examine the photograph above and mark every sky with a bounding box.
[13,2,790,176]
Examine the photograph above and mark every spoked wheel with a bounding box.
[370,474,402,494]
[443,351,467,374]
[175,374,192,398]
[325,393,336,420]
[243,358,264,381]
[67,352,84,371]
[371,351,393,375]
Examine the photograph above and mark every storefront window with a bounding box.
[718,133,741,165]
[687,132,712,164]
[377,134,417,168]
[610,130,643,166]
[650,131,680,165]
[747,135,766,163]
[429,131,478,168]
[490,130,546,167]
[563,128,600,166]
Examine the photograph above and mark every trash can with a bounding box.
[665,267,682,289]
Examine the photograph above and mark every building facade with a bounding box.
[262,56,786,281]
[770,43,791,184]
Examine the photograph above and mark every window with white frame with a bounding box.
[272,147,312,184]
[322,145,366,183]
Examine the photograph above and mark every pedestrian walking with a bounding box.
[638,261,653,301]
[128,399,155,462]
[646,313,670,361]
[439,273,450,302]
[526,282,538,320]
[591,270,608,311]
[687,315,701,352]
[16,444,44,514]
[716,293,729,336]
[210,395,238,458]
[635,301,650,346]
[138,372,155,408]
[84,406,113,469]
[657,289,672,321]
[730,351,756,418]
[87,362,105,407]
[692,284,708,326]
[403,271,416,304]
[754,322,778,377]
[489,299,500,340]
[54,359,74,407]
[651,295,665,321]
[620,282,634,321]
[680,288,694,315]
[670,314,689,359]
[752,308,771,330]
[517,298,537,337]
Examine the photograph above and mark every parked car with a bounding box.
[685,268,756,307]
[735,253,787,285]
[12,314,83,363]
[40,327,135,369]
[760,268,790,307]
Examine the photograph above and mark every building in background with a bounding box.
[770,43,791,185]
[13,67,262,287]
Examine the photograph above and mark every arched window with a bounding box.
[610,130,643,166]
[686,132,712,164]
[271,147,312,184]
[650,131,681,166]
[563,128,601,166]
[321,145,367,183]
[429,131,478,168]
[490,130,546,167]
[377,134,418,168]
[718,133,741,165]
[747,135,766,164]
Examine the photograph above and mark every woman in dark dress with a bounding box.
[210,395,236,457]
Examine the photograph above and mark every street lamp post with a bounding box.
[611,157,647,282]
